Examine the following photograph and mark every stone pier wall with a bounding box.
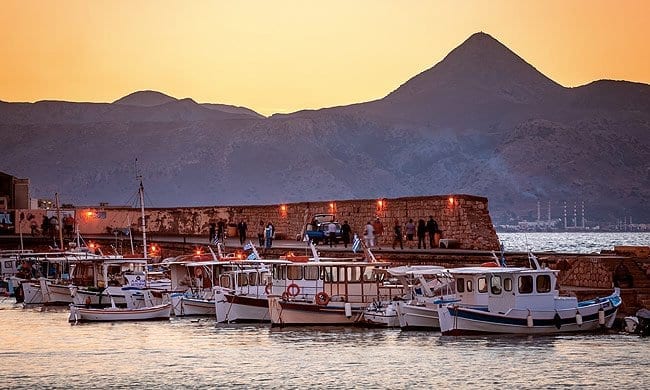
[15,194,500,251]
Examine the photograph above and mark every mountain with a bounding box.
[1,32,648,223]
[113,90,178,106]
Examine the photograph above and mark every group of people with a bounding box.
[209,219,275,249]
[208,215,440,252]
[365,216,440,250]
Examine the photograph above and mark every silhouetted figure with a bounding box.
[417,219,426,249]
[237,220,248,245]
[209,223,216,243]
[392,219,403,250]
[341,221,351,248]
[426,216,439,249]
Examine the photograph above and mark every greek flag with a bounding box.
[211,236,219,245]
[247,252,258,260]
[243,242,254,251]
[352,236,362,253]
[500,242,507,267]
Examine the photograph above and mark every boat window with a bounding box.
[504,278,512,292]
[248,272,258,286]
[490,275,502,295]
[274,266,286,281]
[478,277,487,293]
[518,275,533,294]
[456,278,465,293]
[260,273,270,285]
[363,267,377,282]
[347,266,362,282]
[237,273,249,286]
[466,280,473,292]
[536,275,551,293]
[321,267,333,282]
[338,267,346,282]
[287,265,303,280]
[219,275,231,289]
[304,266,319,281]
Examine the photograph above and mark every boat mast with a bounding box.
[139,178,147,259]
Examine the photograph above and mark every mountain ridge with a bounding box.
[1,32,648,223]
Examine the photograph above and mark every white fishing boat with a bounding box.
[360,265,455,328]
[436,253,622,335]
[213,260,289,323]
[68,288,171,322]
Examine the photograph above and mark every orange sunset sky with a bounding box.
[1,0,648,116]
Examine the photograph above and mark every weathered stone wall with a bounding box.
[15,194,500,250]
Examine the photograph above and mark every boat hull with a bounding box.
[361,301,400,327]
[171,294,215,316]
[396,302,440,330]
[268,297,363,326]
[215,292,270,323]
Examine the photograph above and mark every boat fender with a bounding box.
[315,292,330,306]
[84,296,92,307]
[281,292,289,301]
[575,312,583,326]
[265,283,273,295]
[286,283,300,297]
[344,302,352,318]
[526,311,534,328]
[598,307,605,325]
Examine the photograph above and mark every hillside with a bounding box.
[1,32,648,223]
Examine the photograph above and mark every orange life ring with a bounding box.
[265,283,273,295]
[286,283,300,297]
[315,291,330,306]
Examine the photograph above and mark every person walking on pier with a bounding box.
[327,220,337,247]
[217,219,225,241]
[417,219,426,249]
[392,219,403,250]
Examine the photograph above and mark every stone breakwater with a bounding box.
[15,194,500,251]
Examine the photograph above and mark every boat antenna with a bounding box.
[55,193,64,251]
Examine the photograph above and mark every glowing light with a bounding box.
[151,244,158,252]
[329,202,335,210]
[195,249,202,256]
[86,211,93,217]
[448,197,455,205]
[280,205,287,212]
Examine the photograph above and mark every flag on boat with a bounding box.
[211,236,219,245]
[243,242,254,250]
[500,242,507,267]
[352,236,361,253]
[247,253,258,260]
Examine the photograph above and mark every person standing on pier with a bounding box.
[209,223,216,243]
[265,222,274,248]
[364,221,375,248]
[372,218,384,249]
[392,219,403,250]
[327,220,337,247]
[217,219,225,241]
[417,219,426,249]
[341,220,351,248]
[237,220,248,245]
[426,216,439,249]
[405,218,415,248]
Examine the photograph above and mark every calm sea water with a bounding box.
[1,233,649,389]
[498,232,650,254]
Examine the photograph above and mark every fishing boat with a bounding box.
[213,259,292,323]
[436,253,622,335]
[360,265,455,328]
[68,288,171,322]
